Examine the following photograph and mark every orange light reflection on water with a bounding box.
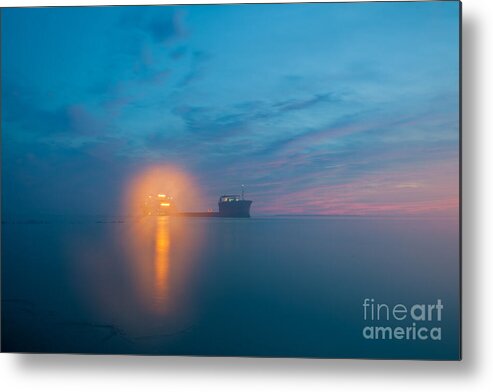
[154,216,170,309]
[123,165,205,318]
[124,214,204,320]
[74,166,205,337]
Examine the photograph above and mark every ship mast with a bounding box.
[241,184,245,200]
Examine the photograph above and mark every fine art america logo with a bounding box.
[362,298,444,341]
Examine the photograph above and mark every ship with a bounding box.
[144,187,252,218]
[217,194,252,217]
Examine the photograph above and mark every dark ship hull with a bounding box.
[174,212,220,217]
[218,199,252,217]
[146,193,252,218]
[175,200,252,218]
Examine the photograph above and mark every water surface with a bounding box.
[2,216,460,359]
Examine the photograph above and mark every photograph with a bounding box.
[1,1,460,360]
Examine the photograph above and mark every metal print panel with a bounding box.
[1,1,461,359]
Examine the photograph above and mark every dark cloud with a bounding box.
[119,7,186,44]
[2,83,109,138]
[150,12,185,44]
[3,83,71,136]
[170,91,343,141]
[272,93,339,112]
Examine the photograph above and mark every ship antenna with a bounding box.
[242,184,245,200]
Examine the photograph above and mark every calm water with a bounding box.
[1,216,460,359]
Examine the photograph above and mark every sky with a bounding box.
[1,2,460,216]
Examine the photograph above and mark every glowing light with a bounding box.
[160,203,171,207]
[124,164,203,216]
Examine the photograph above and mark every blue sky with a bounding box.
[1,2,460,216]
